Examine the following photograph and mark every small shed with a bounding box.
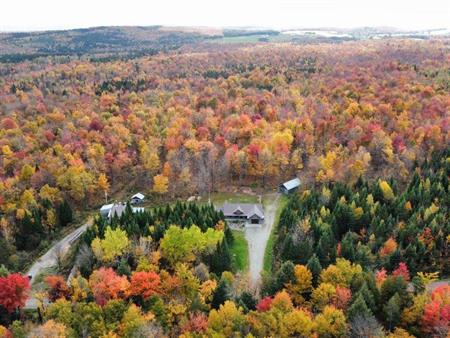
[130,193,145,204]
[279,178,301,195]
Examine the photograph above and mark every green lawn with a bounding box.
[263,195,288,272]
[230,230,249,272]
[209,192,261,206]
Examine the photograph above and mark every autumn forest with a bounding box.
[0,27,449,337]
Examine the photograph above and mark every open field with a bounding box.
[209,192,261,206]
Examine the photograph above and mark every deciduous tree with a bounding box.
[91,226,129,262]
[0,273,30,313]
[88,268,130,306]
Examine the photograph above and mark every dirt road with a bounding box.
[428,279,449,291]
[245,193,280,287]
[25,219,92,308]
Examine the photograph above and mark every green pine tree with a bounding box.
[211,278,230,309]
[306,254,322,286]
[383,293,401,330]
[209,240,232,275]
[348,294,372,320]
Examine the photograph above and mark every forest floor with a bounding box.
[245,193,280,289]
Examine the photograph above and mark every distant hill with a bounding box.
[0,25,447,63]
[0,26,218,62]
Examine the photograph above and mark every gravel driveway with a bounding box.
[25,219,92,309]
[245,193,280,287]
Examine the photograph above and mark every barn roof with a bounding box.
[280,178,301,191]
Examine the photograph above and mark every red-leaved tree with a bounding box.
[334,286,352,310]
[0,274,30,313]
[422,285,450,334]
[88,268,130,306]
[130,271,161,299]
[392,262,410,281]
[256,296,273,312]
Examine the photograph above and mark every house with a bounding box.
[100,203,114,218]
[99,202,145,219]
[279,178,301,195]
[130,193,145,204]
[219,203,265,225]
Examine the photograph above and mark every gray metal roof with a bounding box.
[131,193,145,200]
[108,203,127,218]
[107,203,145,218]
[100,203,114,211]
[281,178,301,191]
[220,203,264,219]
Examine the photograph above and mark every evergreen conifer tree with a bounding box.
[209,240,232,275]
[306,254,322,286]
[211,278,230,309]
[348,293,372,320]
[58,200,73,227]
[238,291,256,312]
[383,293,401,330]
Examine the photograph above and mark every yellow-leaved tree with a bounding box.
[379,180,395,201]
[159,225,223,266]
[39,184,61,204]
[57,164,94,202]
[314,305,347,338]
[97,173,109,203]
[20,164,35,182]
[282,309,315,337]
[208,301,246,337]
[311,283,336,311]
[316,150,340,183]
[319,259,362,288]
[286,265,313,305]
[153,174,169,195]
[91,226,129,262]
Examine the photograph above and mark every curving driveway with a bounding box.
[25,219,92,308]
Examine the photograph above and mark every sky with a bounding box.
[1,0,449,32]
